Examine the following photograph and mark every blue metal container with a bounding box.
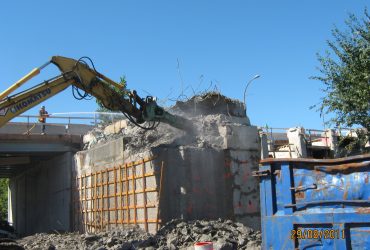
[256,154,370,249]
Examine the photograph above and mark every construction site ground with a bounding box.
[11,219,261,250]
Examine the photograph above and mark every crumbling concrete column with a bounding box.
[325,129,338,151]
[259,131,269,159]
[77,93,262,233]
[287,127,307,158]
[7,183,13,226]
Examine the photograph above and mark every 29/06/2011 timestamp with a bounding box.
[291,229,345,239]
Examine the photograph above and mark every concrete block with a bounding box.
[146,176,157,190]
[74,137,124,173]
[129,210,134,220]
[230,163,239,175]
[234,173,243,186]
[147,192,158,204]
[73,123,261,233]
[233,189,241,205]
[220,125,259,150]
[241,182,255,194]
[104,120,127,135]
[136,193,145,205]
[137,208,144,219]
[222,116,251,126]
[326,129,338,150]
[227,150,260,228]
[148,224,157,234]
[242,192,259,212]
[259,131,269,159]
[287,127,307,158]
[136,178,143,189]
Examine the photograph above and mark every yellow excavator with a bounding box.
[0,56,193,131]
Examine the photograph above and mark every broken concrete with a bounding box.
[287,127,307,158]
[17,219,261,250]
[75,92,261,233]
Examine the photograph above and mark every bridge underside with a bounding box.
[0,134,81,178]
[0,134,82,236]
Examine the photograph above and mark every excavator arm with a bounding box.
[0,75,73,127]
[0,56,193,131]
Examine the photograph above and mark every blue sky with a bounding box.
[0,1,368,128]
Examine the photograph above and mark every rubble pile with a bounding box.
[17,227,152,250]
[156,219,261,250]
[17,232,83,250]
[82,126,124,150]
[83,92,249,152]
[16,219,261,250]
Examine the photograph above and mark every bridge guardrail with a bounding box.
[4,112,127,135]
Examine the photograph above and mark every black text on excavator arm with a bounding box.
[0,56,193,131]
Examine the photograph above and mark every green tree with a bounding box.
[96,76,128,125]
[311,9,370,133]
[0,179,8,221]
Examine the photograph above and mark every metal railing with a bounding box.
[306,129,330,147]
[4,112,127,135]
[259,127,293,158]
[12,112,127,126]
[259,126,367,159]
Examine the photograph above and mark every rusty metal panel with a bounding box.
[257,154,370,249]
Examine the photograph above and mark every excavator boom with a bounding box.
[0,56,193,131]
[0,76,73,127]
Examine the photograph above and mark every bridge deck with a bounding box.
[0,122,91,178]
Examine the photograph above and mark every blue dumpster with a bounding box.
[256,154,370,249]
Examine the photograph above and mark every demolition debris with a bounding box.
[16,219,261,250]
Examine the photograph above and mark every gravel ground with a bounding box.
[13,219,261,250]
